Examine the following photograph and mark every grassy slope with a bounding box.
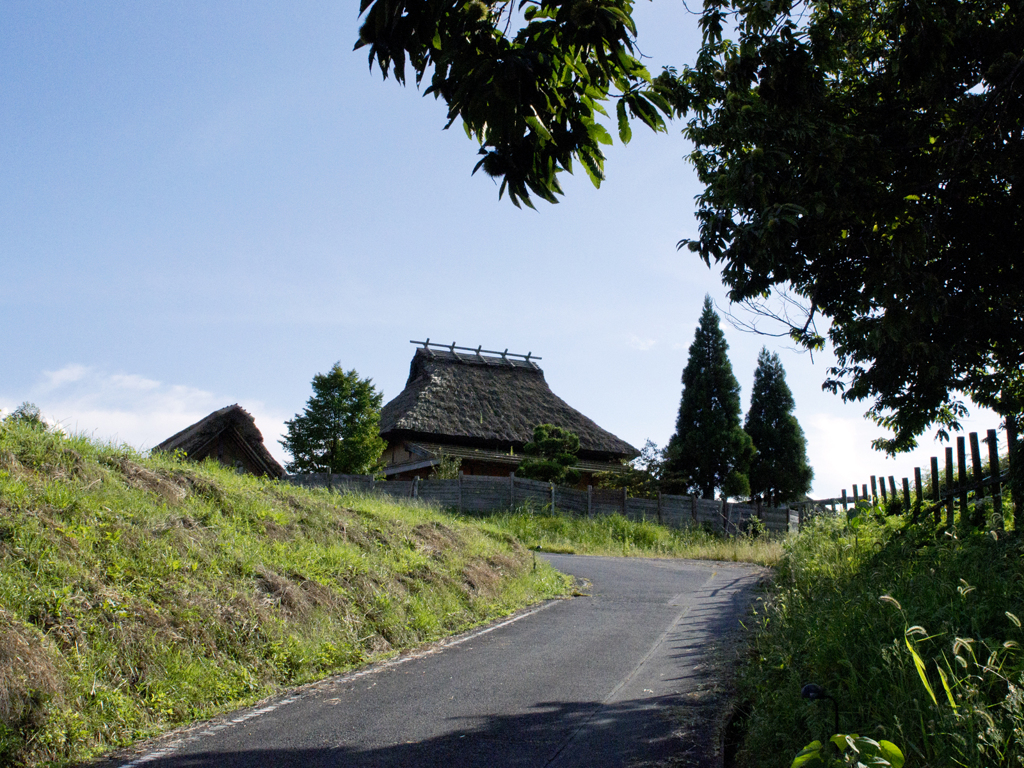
[473,508,783,565]
[0,423,569,767]
[736,513,1024,767]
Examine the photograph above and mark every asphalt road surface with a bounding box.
[99,554,766,768]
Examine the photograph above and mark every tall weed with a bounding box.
[737,511,1024,767]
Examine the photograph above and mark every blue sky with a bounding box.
[0,1,1002,498]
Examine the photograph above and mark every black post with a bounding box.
[914,467,923,522]
[945,447,955,526]
[969,432,985,528]
[958,436,969,524]
[988,429,1003,527]
[931,456,941,524]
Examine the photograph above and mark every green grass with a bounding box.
[735,510,1024,767]
[0,421,569,767]
[468,507,784,566]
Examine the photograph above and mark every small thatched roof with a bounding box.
[380,348,638,460]
[153,404,284,478]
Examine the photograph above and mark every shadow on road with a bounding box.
[119,693,719,768]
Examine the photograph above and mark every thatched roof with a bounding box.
[153,404,285,478]
[380,348,638,460]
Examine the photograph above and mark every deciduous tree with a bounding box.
[744,348,812,503]
[594,438,662,499]
[357,0,1024,488]
[663,297,754,499]
[280,365,386,475]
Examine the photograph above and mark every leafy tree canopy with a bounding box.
[280,364,386,475]
[357,0,1024,459]
[516,423,582,485]
[663,296,754,499]
[3,402,46,429]
[594,438,662,498]
[745,347,813,503]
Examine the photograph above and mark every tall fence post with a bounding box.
[622,487,627,517]
[988,429,1004,526]
[958,437,969,523]
[969,432,985,527]
[587,485,593,517]
[902,477,911,516]
[458,471,463,513]
[870,476,879,504]
[841,488,848,513]
[657,491,663,525]
[945,447,955,526]
[931,456,941,524]
[914,468,923,522]
[413,476,419,499]
[550,482,556,513]
[690,495,697,524]
[510,472,515,509]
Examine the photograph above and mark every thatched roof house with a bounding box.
[153,404,285,478]
[380,343,638,482]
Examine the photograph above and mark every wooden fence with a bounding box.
[283,471,798,537]
[822,425,1018,529]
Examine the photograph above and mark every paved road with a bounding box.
[101,555,765,768]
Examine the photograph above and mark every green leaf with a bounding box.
[878,740,905,768]
[525,115,552,142]
[578,150,604,188]
[935,664,957,710]
[616,99,632,143]
[790,740,824,767]
[587,122,613,146]
[905,634,938,706]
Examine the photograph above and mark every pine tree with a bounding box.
[744,348,814,504]
[280,364,386,475]
[663,296,754,499]
[516,424,581,486]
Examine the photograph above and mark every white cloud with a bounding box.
[626,334,657,352]
[40,363,90,390]
[3,365,290,463]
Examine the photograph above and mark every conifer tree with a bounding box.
[663,297,754,499]
[280,364,386,475]
[516,424,581,486]
[745,348,814,504]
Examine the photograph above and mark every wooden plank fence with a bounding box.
[282,470,797,536]
[283,423,1018,535]
[819,424,1017,530]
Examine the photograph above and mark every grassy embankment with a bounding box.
[735,511,1024,767]
[474,508,784,566]
[0,421,570,767]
